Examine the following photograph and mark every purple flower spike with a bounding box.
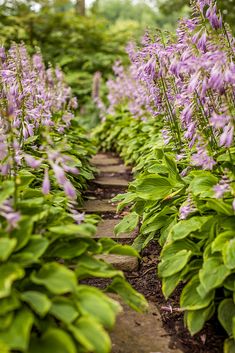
[42,169,50,195]
[25,154,42,169]
[64,180,77,199]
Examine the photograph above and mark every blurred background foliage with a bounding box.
[0,0,234,127]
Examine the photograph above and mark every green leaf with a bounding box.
[29,328,76,353]
[47,239,89,259]
[0,181,14,205]
[0,263,24,299]
[17,170,35,189]
[186,303,215,335]
[189,173,218,198]
[31,263,77,294]
[11,217,34,251]
[162,272,181,299]
[206,199,234,216]
[0,292,21,315]
[218,299,235,335]
[69,317,111,353]
[76,285,121,329]
[171,216,211,240]
[49,223,96,237]
[159,250,192,277]
[224,338,235,353]
[136,175,173,201]
[76,255,123,279]
[0,312,14,330]
[0,308,33,351]
[212,231,235,253]
[49,297,78,324]
[180,276,214,310]
[21,291,51,317]
[0,238,17,261]
[114,212,139,236]
[223,239,235,269]
[199,257,231,293]
[107,277,148,313]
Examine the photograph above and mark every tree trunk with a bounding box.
[76,0,85,15]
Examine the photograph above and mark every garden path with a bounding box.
[83,152,183,353]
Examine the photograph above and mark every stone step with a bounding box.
[83,199,116,213]
[110,297,183,353]
[93,176,129,188]
[97,164,129,174]
[95,219,138,239]
[91,153,120,166]
[96,254,138,272]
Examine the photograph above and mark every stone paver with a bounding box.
[110,298,183,353]
[97,164,130,174]
[93,176,129,188]
[91,154,120,166]
[83,199,116,213]
[95,219,137,239]
[96,254,138,271]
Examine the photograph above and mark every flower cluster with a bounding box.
[0,43,79,200]
[106,0,235,206]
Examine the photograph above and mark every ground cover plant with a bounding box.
[94,0,235,351]
[0,43,147,353]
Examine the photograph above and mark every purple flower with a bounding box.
[24,154,42,169]
[0,200,21,230]
[42,168,50,195]
[213,183,230,198]
[63,180,76,199]
[52,164,66,185]
[191,145,216,170]
[179,196,196,220]
[219,124,234,147]
[233,199,235,212]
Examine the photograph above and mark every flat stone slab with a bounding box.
[93,176,129,188]
[95,219,137,239]
[96,254,138,271]
[97,164,129,174]
[110,299,183,353]
[83,199,116,213]
[91,154,120,166]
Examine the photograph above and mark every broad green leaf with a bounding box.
[17,170,35,189]
[212,231,235,253]
[224,338,235,353]
[114,212,139,236]
[199,257,231,293]
[76,255,123,279]
[161,239,200,259]
[21,291,51,317]
[0,308,33,351]
[0,292,21,315]
[0,181,14,205]
[76,285,121,329]
[0,340,10,353]
[189,173,218,197]
[224,274,235,291]
[49,223,96,237]
[180,276,214,310]
[11,217,34,251]
[69,317,111,353]
[136,175,172,201]
[186,303,215,335]
[49,297,78,324]
[218,299,235,335]
[223,239,235,269]
[162,272,181,299]
[47,239,89,259]
[159,250,192,278]
[171,216,210,240]
[0,312,14,330]
[107,277,148,313]
[0,263,24,299]
[206,199,234,216]
[31,263,77,294]
[11,236,49,266]
[0,238,17,261]
[29,328,76,353]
